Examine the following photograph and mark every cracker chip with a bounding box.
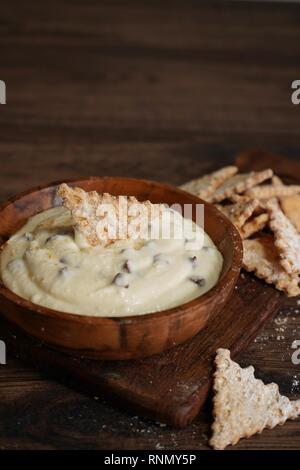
[267,199,300,275]
[240,213,269,239]
[180,166,237,200]
[243,235,300,296]
[210,348,300,450]
[246,184,300,200]
[280,195,300,233]
[271,175,283,186]
[228,193,252,204]
[57,183,164,247]
[210,169,273,203]
[216,199,260,230]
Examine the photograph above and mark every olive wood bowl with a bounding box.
[0,177,242,360]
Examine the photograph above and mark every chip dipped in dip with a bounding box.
[0,188,223,317]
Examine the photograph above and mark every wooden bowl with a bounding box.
[0,177,243,360]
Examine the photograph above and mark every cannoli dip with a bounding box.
[0,206,223,317]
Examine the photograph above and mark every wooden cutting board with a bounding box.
[0,150,296,428]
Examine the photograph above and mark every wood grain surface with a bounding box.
[0,0,300,450]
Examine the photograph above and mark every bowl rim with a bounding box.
[0,176,243,325]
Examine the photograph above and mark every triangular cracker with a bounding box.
[180,166,237,200]
[57,183,164,247]
[267,198,300,275]
[210,169,273,203]
[216,199,260,230]
[280,195,300,233]
[210,348,300,450]
[243,235,300,297]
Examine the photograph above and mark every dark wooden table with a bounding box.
[1,0,300,450]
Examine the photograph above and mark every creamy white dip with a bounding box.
[0,207,223,317]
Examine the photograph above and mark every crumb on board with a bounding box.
[291,375,300,394]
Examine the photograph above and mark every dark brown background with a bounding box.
[0,0,300,450]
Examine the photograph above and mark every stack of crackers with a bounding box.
[181,166,300,297]
[182,168,300,448]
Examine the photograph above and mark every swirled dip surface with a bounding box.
[0,207,223,316]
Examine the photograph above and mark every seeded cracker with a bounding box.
[216,199,260,230]
[267,198,300,275]
[240,213,269,239]
[243,235,300,296]
[280,195,300,233]
[180,166,237,200]
[57,183,164,247]
[228,193,252,204]
[210,349,300,450]
[246,184,300,200]
[210,169,273,203]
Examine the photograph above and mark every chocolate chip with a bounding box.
[59,257,68,264]
[58,266,69,277]
[23,232,33,241]
[122,260,131,273]
[113,272,129,288]
[189,276,205,287]
[189,256,197,268]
